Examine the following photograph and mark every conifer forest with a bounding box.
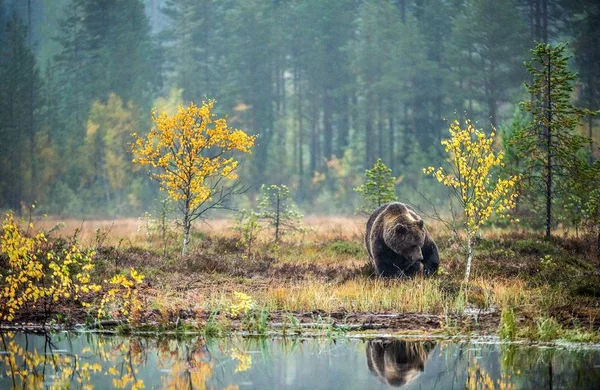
[0,0,598,228]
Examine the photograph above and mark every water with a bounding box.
[1,332,599,389]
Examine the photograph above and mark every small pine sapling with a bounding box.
[257,184,304,242]
[234,209,261,257]
[354,158,397,213]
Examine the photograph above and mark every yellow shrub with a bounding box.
[98,268,145,322]
[0,213,100,322]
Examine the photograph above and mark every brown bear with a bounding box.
[365,202,439,277]
[366,340,435,387]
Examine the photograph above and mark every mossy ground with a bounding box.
[7,217,600,341]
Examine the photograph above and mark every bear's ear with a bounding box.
[417,219,425,229]
[395,223,408,235]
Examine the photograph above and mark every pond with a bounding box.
[1,332,599,389]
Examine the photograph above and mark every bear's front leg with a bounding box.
[372,244,406,277]
[422,234,440,276]
[402,261,422,277]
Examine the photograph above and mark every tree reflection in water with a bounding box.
[0,331,222,390]
[2,333,600,389]
[366,339,435,387]
[1,331,104,389]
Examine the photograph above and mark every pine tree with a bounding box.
[257,184,304,242]
[0,15,42,210]
[354,158,397,213]
[452,0,529,127]
[517,42,598,238]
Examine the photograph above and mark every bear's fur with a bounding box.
[365,202,439,277]
[366,340,435,387]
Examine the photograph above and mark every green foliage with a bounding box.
[499,306,517,340]
[354,158,397,213]
[326,240,365,256]
[3,1,600,218]
[499,109,528,179]
[517,42,598,237]
[582,187,600,250]
[535,317,562,341]
[242,307,269,335]
[512,239,557,256]
[234,209,261,257]
[258,184,304,242]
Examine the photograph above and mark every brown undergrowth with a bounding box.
[3,217,600,341]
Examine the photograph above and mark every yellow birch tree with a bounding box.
[424,119,519,282]
[131,100,255,254]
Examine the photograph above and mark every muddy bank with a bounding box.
[4,307,500,337]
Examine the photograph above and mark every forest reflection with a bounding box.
[0,332,219,389]
[1,333,600,389]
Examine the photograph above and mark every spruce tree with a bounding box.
[517,42,597,238]
[0,16,42,209]
[257,184,303,242]
[354,158,397,213]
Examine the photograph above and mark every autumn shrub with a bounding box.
[98,268,145,324]
[227,291,254,317]
[424,119,520,282]
[0,212,147,326]
[0,212,100,323]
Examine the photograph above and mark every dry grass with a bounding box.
[32,217,144,246]
[30,215,366,247]
[257,278,450,313]
[143,269,540,320]
[202,277,542,315]
[11,214,600,336]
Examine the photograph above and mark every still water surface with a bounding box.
[1,332,599,389]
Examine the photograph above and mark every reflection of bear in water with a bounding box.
[366,340,435,387]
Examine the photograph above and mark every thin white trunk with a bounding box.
[182,231,189,256]
[465,236,474,283]
[182,213,191,256]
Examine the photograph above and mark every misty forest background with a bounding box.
[0,0,599,227]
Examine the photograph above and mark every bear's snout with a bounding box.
[408,247,424,263]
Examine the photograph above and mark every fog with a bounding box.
[0,0,598,218]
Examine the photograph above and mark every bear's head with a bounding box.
[382,203,426,264]
[366,340,434,387]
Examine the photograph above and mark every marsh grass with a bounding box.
[258,277,450,313]
[499,306,517,340]
[8,215,600,341]
[192,276,538,317]
[100,220,598,342]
